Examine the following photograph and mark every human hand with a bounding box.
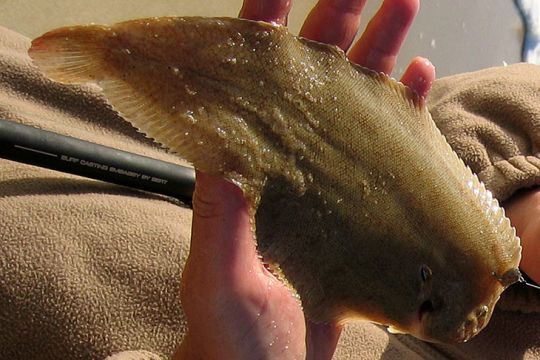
[176,1,435,359]
[504,188,540,284]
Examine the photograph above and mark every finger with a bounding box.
[239,0,293,25]
[299,0,367,51]
[348,0,419,73]
[400,56,435,99]
[189,171,259,282]
[504,188,540,284]
[305,320,343,360]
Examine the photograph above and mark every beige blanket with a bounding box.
[1,26,539,359]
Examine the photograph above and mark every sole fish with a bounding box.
[29,16,522,343]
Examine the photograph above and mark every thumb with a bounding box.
[187,171,259,284]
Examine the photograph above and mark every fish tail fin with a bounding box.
[29,25,110,84]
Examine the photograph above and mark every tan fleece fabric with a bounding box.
[429,63,540,202]
[0,26,189,359]
[1,26,540,359]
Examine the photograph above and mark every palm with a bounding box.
[179,173,310,359]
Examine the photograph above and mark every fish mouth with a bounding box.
[454,304,491,342]
[410,302,494,343]
[452,268,523,343]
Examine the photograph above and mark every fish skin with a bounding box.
[28,16,522,343]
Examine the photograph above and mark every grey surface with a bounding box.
[359,0,523,77]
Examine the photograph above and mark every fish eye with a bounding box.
[420,264,432,282]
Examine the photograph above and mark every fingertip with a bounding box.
[239,0,292,25]
[193,171,247,218]
[191,171,257,275]
[400,56,436,99]
[387,0,419,24]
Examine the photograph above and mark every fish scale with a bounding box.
[28,16,521,343]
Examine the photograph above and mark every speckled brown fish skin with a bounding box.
[29,17,522,343]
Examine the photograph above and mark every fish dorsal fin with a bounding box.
[297,32,435,133]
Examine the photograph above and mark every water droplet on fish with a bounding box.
[224,56,237,64]
[184,85,197,96]
[121,48,131,55]
[185,110,196,124]
[256,30,270,38]
[153,34,159,38]
[216,127,227,138]
[337,198,343,204]
[259,80,265,86]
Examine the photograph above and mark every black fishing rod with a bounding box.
[0,118,195,205]
[3,119,540,290]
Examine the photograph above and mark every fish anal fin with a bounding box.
[97,77,266,195]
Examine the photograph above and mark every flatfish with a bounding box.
[29,16,522,343]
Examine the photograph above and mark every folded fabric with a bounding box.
[1,25,539,359]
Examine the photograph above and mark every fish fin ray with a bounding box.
[97,78,269,200]
[29,25,110,83]
[352,63,431,122]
